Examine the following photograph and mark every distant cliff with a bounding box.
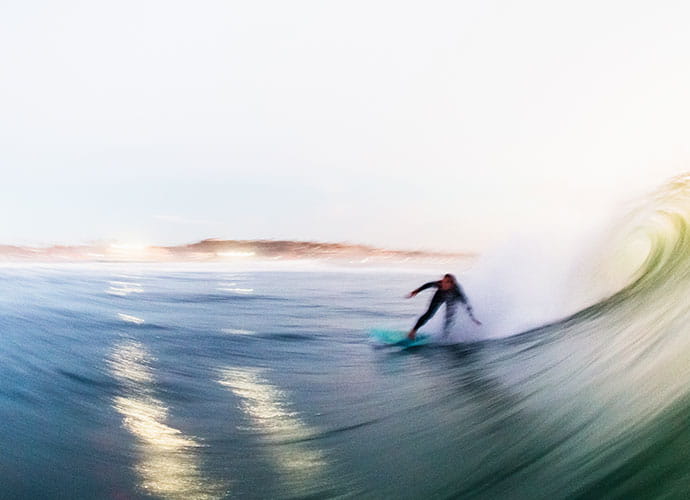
[164,239,472,260]
[0,239,474,262]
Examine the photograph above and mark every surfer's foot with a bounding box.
[407,329,416,340]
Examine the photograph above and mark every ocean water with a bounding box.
[2,177,690,499]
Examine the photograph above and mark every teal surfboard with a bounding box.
[370,329,432,348]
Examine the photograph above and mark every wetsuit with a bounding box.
[412,281,472,334]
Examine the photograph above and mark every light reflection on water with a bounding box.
[117,313,145,325]
[219,367,325,492]
[109,341,226,500]
[106,280,144,297]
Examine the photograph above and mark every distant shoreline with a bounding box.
[0,239,475,263]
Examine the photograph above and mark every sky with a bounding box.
[1,1,690,252]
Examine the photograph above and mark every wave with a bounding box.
[454,173,690,498]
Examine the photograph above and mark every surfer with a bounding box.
[407,274,481,340]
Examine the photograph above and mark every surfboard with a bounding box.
[370,329,432,348]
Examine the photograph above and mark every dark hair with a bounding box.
[443,273,457,286]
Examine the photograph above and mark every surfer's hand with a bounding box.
[407,291,417,298]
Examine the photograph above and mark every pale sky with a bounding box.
[1,1,689,252]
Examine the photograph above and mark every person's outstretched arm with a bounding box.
[407,281,439,298]
[454,284,482,325]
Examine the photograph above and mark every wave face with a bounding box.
[448,173,690,499]
[1,176,690,499]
